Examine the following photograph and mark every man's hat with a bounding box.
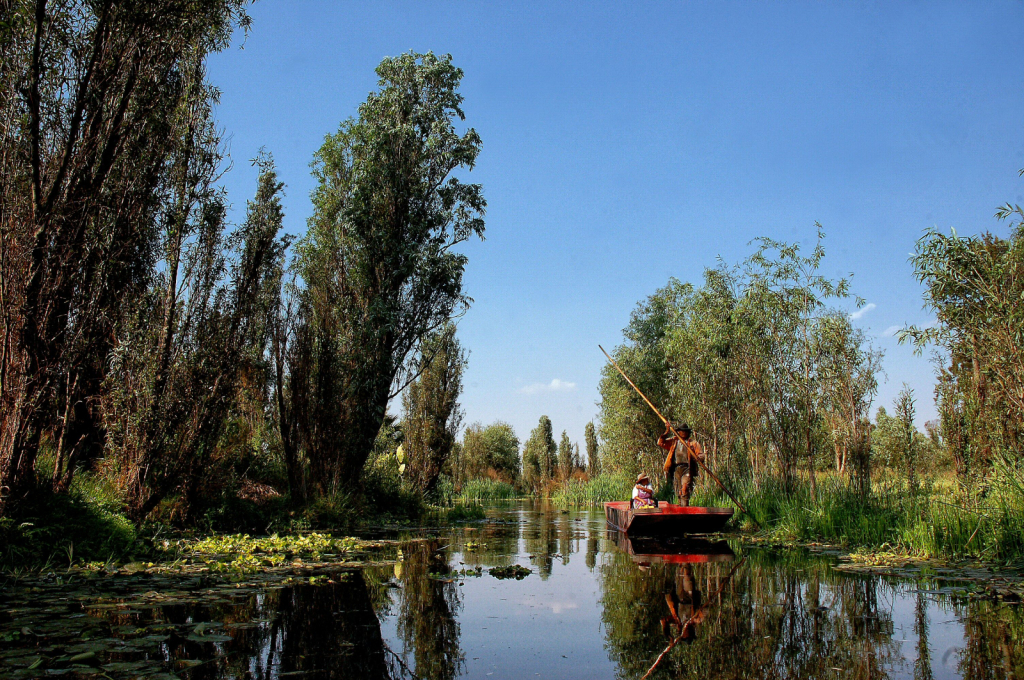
[678,423,692,434]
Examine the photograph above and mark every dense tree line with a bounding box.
[448,413,593,495]
[598,196,1024,499]
[0,1,485,524]
[598,230,883,496]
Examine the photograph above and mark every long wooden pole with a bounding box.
[599,345,749,516]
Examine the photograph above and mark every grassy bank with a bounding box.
[456,478,521,502]
[722,474,1024,563]
[0,472,485,572]
[547,468,1024,564]
[550,472,633,506]
[0,475,138,571]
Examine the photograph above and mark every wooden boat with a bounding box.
[608,531,735,564]
[604,501,733,536]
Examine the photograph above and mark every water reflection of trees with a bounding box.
[146,571,395,680]
[395,538,464,680]
[956,595,1024,680]
[522,505,583,577]
[523,506,561,578]
[600,550,906,679]
[458,522,521,569]
[248,572,392,679]
[12,512,1024,680]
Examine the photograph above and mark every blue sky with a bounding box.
[207,1,1024,447]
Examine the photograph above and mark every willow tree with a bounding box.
[103,157,287,521]
[585,421,600,477]
[291,52,485,495]
[402,325,466,495]
[0,0,251,507]
[598,279,690,479]
[815,312,881,494]
[739,226,852,497]
[558,430,574,480]
[903,205,1024,480]
[522,415,556,491]
[664,267,746,475]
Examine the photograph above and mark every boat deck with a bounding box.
[604,501,733,535]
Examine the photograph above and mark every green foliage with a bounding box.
[458,421,520,484]
[708,473,1024,562]
[0,0,253,503]
[551,472,632,507]
[558,430,575,480]
[290,51,485,495]
[0,475,137,570]
[893,385,919,492]
[457,478,520,501]
[488,564,531,579]
[361,414,404,494]
[164,532,362,574]
[424,503,486,523]
[522,416,557,491]
[599,230,881,493]
[403,324,467,494]
[599,280,688,480]
[585,421,600,476]
[903,203,1024,484]
[103,158,288,521]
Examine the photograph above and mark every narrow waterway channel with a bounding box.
[1,502,1021,679]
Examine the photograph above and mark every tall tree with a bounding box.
[903,202,1024,480]
[585,421,600,477]
[0,0,251,507]
[402,324,466,495]
[894,385,918,494]
[291,52,485,495]
[522,416,556,491]
[585,421,598,475]
[558,430,574,481]
[103,156,287,520]
[740,225,852,498]
[598,280,689,479]
[482,422,520,482]
[815,313,881,495]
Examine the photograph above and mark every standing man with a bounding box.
[659,423,705,506]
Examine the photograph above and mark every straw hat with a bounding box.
[636,472,650,484]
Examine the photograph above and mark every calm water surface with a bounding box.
[1,502,1021,679]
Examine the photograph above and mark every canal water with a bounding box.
[1,502,1021,679]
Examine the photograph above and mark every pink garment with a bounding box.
[632,484,655,507]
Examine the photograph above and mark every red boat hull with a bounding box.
[604,501,733,536]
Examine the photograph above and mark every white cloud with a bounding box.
[518,378,577,395]
[882,325,901,337]
[547,600,579,614]
[849,303,876,321]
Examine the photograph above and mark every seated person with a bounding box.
[632,473,656,508]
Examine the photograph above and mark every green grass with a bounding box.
[691,471,1024,563]
[424,503,487,523]
[551,472,632,507]
[0,474,138,571]
[546,464,1024,563]
[457,478,520,502]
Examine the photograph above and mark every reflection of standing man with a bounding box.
[660,565,704,642]
[658,423,704,506]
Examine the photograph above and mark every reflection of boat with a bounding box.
[609,531,735,564]
[604,501,733,535]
